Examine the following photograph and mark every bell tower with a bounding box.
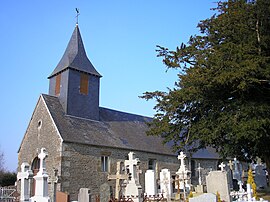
[48,25,102,120]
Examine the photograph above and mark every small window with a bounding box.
[148,159,156,170]
[55,74,61,95]
[101,156,109,172]
[37,120,42,130]
[80,73,89,95]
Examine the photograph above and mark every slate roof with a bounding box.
[42,94,175,156]
[48,25,101,78]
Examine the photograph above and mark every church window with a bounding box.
[55,73,61,95]
[148,159,156,170]
[80,73,89,95]
[101,156,109,172]
[37,120,42,130]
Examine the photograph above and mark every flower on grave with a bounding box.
[216,191,221,202]
[247,168,259,200]
[188,191,193,198]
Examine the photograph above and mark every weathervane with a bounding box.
[75,8,80,25]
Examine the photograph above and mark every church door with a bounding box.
[31,157,40,196]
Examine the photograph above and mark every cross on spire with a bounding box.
[75,8,80,25]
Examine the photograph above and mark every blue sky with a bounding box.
[0,1,216,171]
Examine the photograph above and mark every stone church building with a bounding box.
[18,24,220,201]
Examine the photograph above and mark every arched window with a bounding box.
[31,157,40,196]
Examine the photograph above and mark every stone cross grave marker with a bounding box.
[218,162,226,171]
[30,148,50,202]
[108,161,129,199]
[177,152,186,171]
[228,160,233,170]
[160,169,171,201]
[17,162,33,202]
[197,163,203,185]
[124,152,140,183]
[233,158,241,182]
[176,151,191,200]
[123,152,142,202]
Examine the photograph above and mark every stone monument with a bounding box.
[145,170,157,196]
[206,170,231,202]
[123,152,142,202]
[30,148,51,202]
[160,169,172,201]
[17,162,33,202]
[108,161,129,199]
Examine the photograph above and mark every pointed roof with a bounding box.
[48,24,101,78]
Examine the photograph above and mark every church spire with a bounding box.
[48,25,101,121]
[48,25,101,79]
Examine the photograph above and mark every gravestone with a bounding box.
[100,183,110,202]
[254,165,267,189]
[108,161,128,199]
[17,162,33,202]
[176,151,191,197]
[160,168,172,201]
[123,152,142,202]
[195,163,203,193]
[233,158,242,182]
[30,148,51,202]
[78,188,91,202]
[49,168,59,202]
[206,171,231,202]
[189,193,217,202]
[145,170,157,196]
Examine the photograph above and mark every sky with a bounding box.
[0,1,216,171]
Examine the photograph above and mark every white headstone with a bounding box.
[17,162,33,202]
[189,193,217,202]
[30,148,50,202]
[145,170,157,196]
[123,152,142,202]
[78,188,91,202]
[160,169,171,201]
[206,171,230,202]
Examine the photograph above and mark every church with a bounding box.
[18,23,220,201]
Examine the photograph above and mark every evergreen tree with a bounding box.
[142,0,270,174]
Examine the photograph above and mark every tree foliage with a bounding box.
[142,0,270,171]
[0,172,17,187]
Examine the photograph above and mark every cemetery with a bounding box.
[13,148,269,202]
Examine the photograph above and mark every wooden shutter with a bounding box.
[55,74,61,95]
[80,73,89,95]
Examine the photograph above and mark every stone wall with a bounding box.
[60,142,180,201]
